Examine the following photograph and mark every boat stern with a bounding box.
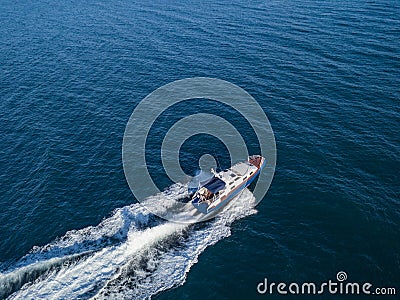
[191,197,209,214]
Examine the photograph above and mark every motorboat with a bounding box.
[191,155,265,214]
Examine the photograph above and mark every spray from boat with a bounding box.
[0,184,258,300]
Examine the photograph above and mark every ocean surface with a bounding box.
[0,0,399,299]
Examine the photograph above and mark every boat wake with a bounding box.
[0,185,257,299]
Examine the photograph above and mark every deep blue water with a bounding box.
[1,0,399,299]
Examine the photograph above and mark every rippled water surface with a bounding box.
[0,0,399,299]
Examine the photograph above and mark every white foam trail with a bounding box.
[8,223,185,299]
[3,186,257,300]
[0,253,90,299]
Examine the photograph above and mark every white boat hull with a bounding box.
[191,155,265,214]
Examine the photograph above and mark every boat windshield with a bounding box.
[203,176,226,193]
